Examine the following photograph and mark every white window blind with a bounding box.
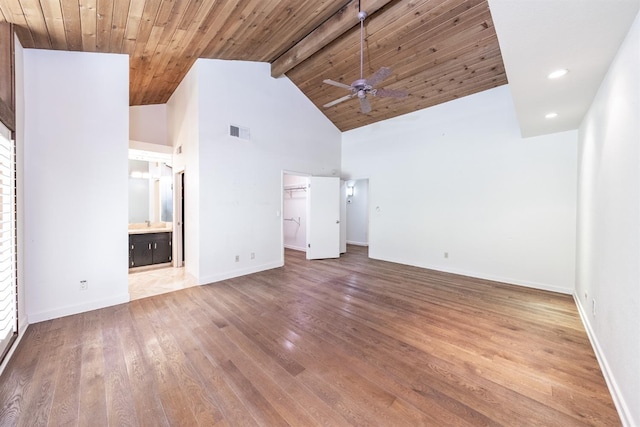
[0,122,16,362]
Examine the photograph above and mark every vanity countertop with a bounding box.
[128,222,173,235]
[128,227,173,235]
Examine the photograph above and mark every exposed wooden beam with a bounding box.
[270,0,395,78]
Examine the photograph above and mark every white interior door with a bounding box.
[306,176,340,259]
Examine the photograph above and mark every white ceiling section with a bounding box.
[488,0,640,138]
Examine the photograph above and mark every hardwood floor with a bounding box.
[0,246,619,426]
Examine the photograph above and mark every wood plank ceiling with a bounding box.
[0,0,507,131]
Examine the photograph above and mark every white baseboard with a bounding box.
[574,294,634,427]
[284,244,306,252]
[369,253,573,295]
[28,293,131,324]
[199,260,284,285]
[346,240,369,246]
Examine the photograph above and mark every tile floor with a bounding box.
[128,266,198,300]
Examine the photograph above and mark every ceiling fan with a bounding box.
[323,6,407,114]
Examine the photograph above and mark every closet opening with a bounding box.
[282,172,309,261]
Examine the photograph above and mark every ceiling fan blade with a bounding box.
[323,79,353,90]
[366,67,392,87]
[359,96,372,114]
[323,94,354,108]
[374,88,408,98]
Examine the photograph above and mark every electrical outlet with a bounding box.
[251,252,255,260]
[235,255,239,262]
[80,280,88,290]
[592,299,596,316]
[444,252,449,259]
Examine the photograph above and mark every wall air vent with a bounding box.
[230,124,250,141]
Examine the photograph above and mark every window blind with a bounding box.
[0,122,16,362]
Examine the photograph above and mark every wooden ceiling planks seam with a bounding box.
[109,0,131,53]
[78,0,97,52]
[200,0,268,59]
[122,0,145,55]
[131,0,226,104]
[136,0,238,104]
[41,0,67,50]
[19,0,51,48]
[131,0,239,104]
[248,1,351,62]
[95,0,114,52]
[0,0,507,130]
[399,40,504,92]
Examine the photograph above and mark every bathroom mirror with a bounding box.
[128,150,173,224]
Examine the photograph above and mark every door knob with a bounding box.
[336,220,340,224]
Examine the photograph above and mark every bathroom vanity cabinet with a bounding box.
[129,232,172,268]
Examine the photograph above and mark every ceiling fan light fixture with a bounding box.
[547,68,569,79]
[321,7,408,114]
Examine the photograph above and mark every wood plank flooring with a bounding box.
[0,246,620,426]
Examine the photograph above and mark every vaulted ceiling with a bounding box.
[0,0,507,131]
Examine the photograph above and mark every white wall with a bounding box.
[130,104,169,146]
[175,59,341,284]
[576,11,640,426]
[167,65,200,280]
[346,179,369,246]
[23,50,129,322]
[342,85,577,293]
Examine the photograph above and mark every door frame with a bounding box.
[173,169,185,267]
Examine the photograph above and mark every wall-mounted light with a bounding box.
[346,184,354,197]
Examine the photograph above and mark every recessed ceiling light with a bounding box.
[545,112,558,119]
[548,69,569,79]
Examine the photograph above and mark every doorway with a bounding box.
[282,172,343,262]
[345,179,369,248]
[282,173,309,254]
[127,149,195,300]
